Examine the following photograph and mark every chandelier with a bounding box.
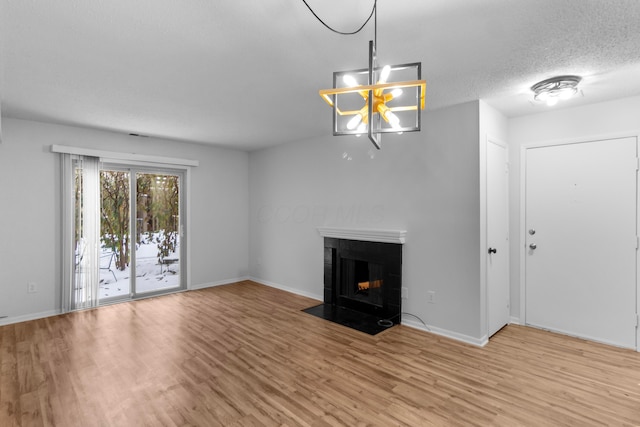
[307,0,426,149]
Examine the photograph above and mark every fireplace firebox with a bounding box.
[324,238,402,323]
[341,259,384,306]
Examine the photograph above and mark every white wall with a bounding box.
[249,101,488,343]
[507,95,640,322]
[0,118,249,323]
[5,96,636,339]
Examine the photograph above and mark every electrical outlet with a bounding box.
[27,282,38,293]
[401,287,408,299]
[427,290,436,304]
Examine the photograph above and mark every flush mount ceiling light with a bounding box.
[304,0,426,150]
[531,75,582,107]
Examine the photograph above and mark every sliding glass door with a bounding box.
[64,153,188,312]
[133,172,181,294]
[98,166,184,303]
[99,169,131,299]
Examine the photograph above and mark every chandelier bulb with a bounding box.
[390,88,403,98]
[379,65,391,84]
[385,111,401,129]
[347,114,363,130]
[343,74,359,88]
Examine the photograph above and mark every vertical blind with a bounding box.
[62,154,101,311]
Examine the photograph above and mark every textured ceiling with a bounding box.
[2,0,640,150]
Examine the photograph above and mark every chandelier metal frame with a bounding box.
[316,1,426,149]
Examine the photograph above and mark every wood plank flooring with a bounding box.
[1,280,640,426]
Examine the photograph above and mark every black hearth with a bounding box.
[304,237,402,335]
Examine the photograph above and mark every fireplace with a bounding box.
[303,228,405,334]
[324,238,402,323]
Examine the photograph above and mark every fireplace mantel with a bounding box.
[317,227,406,244]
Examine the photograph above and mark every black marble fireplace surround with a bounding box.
[303,237,403,335]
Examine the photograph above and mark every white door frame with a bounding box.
[519,131,640,351]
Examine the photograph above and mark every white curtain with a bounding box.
[62,154,101,311]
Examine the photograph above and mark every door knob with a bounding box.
[529,243,537,250]
[488,248,497,254]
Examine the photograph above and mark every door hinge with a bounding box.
[636,236,639,249]
[636,314,639,328]
[636,158,639,171]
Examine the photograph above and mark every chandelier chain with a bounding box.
[301,0,377,36]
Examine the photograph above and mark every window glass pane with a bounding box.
[135,172,180,293]
[99,170,131,299]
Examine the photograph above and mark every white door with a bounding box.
[487,139,510,337]
[525,137,637,349]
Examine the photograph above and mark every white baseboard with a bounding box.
[190,276,250,290]
[250,278,486,346]
[0,282,486,350]
[509,316,521,325]
[401,317,489,347]
[249,277,323,302]
[526,321,636,350]
[0,309,62,327]
[0,278,248,328]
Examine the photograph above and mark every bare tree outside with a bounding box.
[100,171,130,271]
[136,174,180,265]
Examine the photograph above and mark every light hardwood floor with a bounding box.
[1,280,639,426]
